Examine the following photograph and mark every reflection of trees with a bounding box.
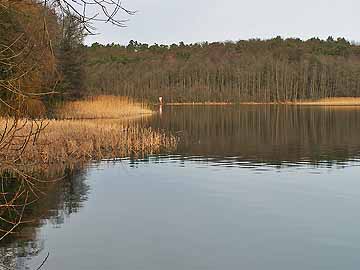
[144,106,360,166]
[0,165,90,268]
[0,240,45,270]
[47,167,90,226]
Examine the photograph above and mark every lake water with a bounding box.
[2,105,360,270]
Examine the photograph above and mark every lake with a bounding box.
[2,105,360,270]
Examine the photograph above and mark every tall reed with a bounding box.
[1,96,177,165]
[55,96,152,119]
[0,118,177,165]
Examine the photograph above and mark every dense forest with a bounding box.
[85,38,360,103]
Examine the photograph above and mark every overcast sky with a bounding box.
[85,0,359,45]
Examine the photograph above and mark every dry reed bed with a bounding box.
[1,96,177,165]
[0,119,177,165]
[56,95,153,119]
[294,97,360,106]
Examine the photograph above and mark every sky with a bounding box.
[85,0,360,45]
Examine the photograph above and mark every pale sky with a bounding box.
[85,0,360,45]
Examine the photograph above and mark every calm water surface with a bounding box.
[2,105,360,270]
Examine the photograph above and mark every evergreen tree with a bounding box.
[57,15,86,100]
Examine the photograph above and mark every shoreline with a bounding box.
[164,98,360,107]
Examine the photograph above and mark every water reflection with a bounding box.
[0,167,90,269]
[142,105,360,167]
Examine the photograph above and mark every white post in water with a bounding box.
[159,97,163,116]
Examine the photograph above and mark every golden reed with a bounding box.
[56,95,153,119]
[1,96,177,165]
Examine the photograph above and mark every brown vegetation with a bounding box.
[294,97,360,106]
[1,97,177,165]
[55,96,152,119]
[15,119,177,164]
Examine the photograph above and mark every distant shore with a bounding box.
[164,98,360,106]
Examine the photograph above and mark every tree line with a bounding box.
[85,37,360,103]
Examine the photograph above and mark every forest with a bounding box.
[2,1,360,108]
[85,38,360,103]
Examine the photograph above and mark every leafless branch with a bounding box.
[44,0,136,34]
